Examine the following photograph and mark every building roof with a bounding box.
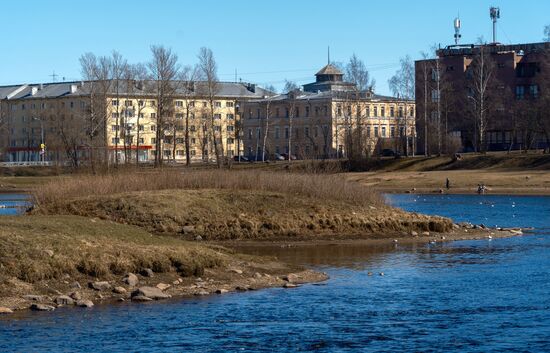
[315,64,343,76]
[245,89,412,104]
[0,80,275,101]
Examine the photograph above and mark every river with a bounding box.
[1,194,549,352]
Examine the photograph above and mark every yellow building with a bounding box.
[241,64,416,160]
[0,81,272,164]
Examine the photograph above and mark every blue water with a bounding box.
[0,194,30,215]
[1,195,550,352]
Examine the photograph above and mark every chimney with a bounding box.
[247,83,256,93]
[31,87,38,96]
[39,83,44,90]
[70,84,78,94]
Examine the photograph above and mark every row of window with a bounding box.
[247,125,407,140]
[112,112,235,120]
[112,99,235,108]
[11,101,86,111]
[111,124,235,133]
[249,105,414,119]
[111,137,235,145]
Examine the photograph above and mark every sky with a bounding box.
[0,0,548,95]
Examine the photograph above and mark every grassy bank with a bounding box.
[0,215,324,311]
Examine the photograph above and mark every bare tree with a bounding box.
[147,45,179,167]
[179,65,200,166]
[465,43,497,152]
[544,25,550,42]
[198,47,223,168]
[389,56,415,156]
[283,80,299,162]
[417,51,432,156]
[79,53,112,172]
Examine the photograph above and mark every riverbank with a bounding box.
[350,170,550,195]
[0,215,327,313]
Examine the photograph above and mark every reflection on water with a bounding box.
[1,195,550,352]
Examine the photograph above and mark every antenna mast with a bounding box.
[490,6,500,43]
[327,46,330,65]
[453,16,461,45]
[50,71,58,82]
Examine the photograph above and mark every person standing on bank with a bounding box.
[446,178,450,190]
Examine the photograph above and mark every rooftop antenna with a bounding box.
[50,71,58,82]
[490,6,500,43]
[327,46,330,65]
[453,14,462,45]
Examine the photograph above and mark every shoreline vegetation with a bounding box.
[0,152,546,314]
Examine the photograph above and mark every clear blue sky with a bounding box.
[1,0,548,95]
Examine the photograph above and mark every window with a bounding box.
[151,138,156,144]
[227,114,234,120]
[285,108,289,118]
[139,113,144,119]
[398,107,403,117]
[176,113,184,119]
[213,126,221,132]
[176,138,184,144]
[150,100,156,107]
[248,129,252,139]
[191,138,196,144]
[390,106,395,117]
[112,113,119,119]
[446,65,454,72]
[190,125,196,132]
[431,89,440,102]
[227,125,234,132]
[256,128,261,139]
[275,146,280,154]
[151,113,156,119]
[431,68,440,80]
[373,106,378,116]
[515,85,525,100]
[138,100,144,107]
[275,127,280,139]
[70,101,74,109]
[111,137,120,144]
[305,127,309,137]
[314,126,318,138]
[399,126,405,137]
[176,150,184,156]
[295,107,300,117]
[214,113,221,120]
[226,101,234,107]
[125,100,132,107]
[257,109,261,119]
[202,102,207,107]
[227,138,234,144]
[381,126,386,137]
[285,127,289,139]
[529,85,539,98]
[324,105,328,116]
[190,149,196,156]
[374,126,379,137]
[111,125,119,131]
[111,99,118,106]
[215,101,222,108]
[276,108,280,117]
[381,107,385,117]
[305,106,310,117]
[138,138,144,144]
[151,125,156,131]
[390,126,395,137]
[175,101,183,107]
[337,105,342,116]
[366,106,370,117]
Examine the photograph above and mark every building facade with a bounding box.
[0,81,272,164]
[415,42,550,154]
[242,65,415,160]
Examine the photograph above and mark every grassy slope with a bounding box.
[40,189,452,240]
[0,215,229,302]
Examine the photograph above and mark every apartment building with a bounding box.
[0,81,272,164]
[415,41,550,153]
[241,64,415,160]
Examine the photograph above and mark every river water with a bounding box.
[1,194,549,352]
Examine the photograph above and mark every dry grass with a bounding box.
[0,215,226,287]
[37,189,452,240]
[34,169,383,208]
